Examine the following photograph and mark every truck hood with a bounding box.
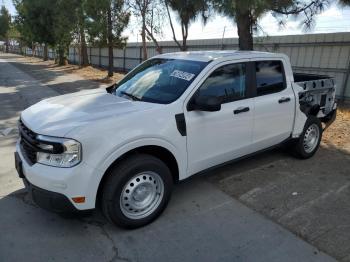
[21,88,157,136]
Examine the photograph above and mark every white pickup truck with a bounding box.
[15,51,337,228]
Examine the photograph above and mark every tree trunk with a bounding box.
[236,9,253,50]
[77,4,89,67]
[141,20,147,61]
[145,26,162,54]
[80,36,89,66]
[57,45,67,66]
[79,19,89,66]
[181,23,188,51]
[43,44,48,61]
[5,38,9,53]
[107,7,113,77]
[165,1,182,51]
[32,43,35,57]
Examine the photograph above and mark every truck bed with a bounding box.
[294,73,336,118]
[294,73,335,91]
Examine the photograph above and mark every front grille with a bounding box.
[19,119,38,165]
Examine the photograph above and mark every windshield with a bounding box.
[114,58,209,104]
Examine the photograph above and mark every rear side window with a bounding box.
[197,63,246,104]
[255,60,285,96]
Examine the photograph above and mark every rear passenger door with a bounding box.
[252,60,295,150]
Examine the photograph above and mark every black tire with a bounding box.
[292,116,322,159]
[101,154,173,228]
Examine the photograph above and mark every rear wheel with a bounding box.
[101,154,173,228]
[292,116,322,159]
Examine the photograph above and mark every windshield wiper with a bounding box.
[120,91,142,101]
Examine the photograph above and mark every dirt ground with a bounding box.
[11,55,125,85]
[323,108,350,151]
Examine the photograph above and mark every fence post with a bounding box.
[73,47,76,64]
[99,47,101,67]
[139,47,142,63]
[89,47,92,65]
[342,54,350,101]
[123,48,126,72]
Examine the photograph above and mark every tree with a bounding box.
[165,0,210,51]
[0,6,11,53]
[13,0,56,60]
[86,0,130,77]
[75,0,89,66]
[14,0,78,64]
[212,0,328,50]
[129,0,165,60]
[52,0,79,65]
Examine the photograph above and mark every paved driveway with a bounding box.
[0,53,335,262]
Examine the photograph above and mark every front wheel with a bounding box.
[292,116,322,159]
[101,154,173,228]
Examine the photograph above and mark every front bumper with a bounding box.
[15,141,100,211]
[23,177,78,213]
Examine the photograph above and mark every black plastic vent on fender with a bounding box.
[175,113,186,136]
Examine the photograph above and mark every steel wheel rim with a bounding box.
[120,171,164,219]
[303,123,320,153]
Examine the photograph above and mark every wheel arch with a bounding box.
[95,145,180,208]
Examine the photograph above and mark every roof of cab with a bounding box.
[154,50,286,62]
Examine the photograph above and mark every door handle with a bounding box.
[234,107,250,114]
[278,97,291,103]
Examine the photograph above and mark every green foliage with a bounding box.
[212,0,329,50]
[14,0,79,63]
[13,0,56,46]
[166,0,211,50]
[53,0,79,64]
[0,6,11,41]
[85,0,130,47]
[167,0,210,27]
[213,0,329,32]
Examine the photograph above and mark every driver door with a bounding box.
[185,61,255,175]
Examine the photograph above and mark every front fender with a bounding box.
[98,137,185,176]
[85,137,187,208]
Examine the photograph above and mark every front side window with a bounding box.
[255,60,285,96]
[197,63,246,104]
[114,58,209,104]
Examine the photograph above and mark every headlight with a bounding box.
[36,135,81,168]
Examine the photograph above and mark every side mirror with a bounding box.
[106,84,115,94]
[190,95,221,112]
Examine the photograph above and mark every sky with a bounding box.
[2,0,350,43]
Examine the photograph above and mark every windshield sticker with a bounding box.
[170,70,195,81]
